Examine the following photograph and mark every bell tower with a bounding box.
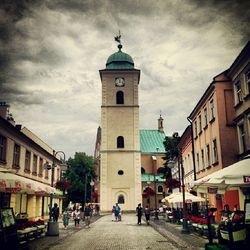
[99,36,142,211]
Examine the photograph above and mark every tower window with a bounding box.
[118,194,125,204]
[116,91,124,104]
[118,170,124,175]
[117,136,124,148]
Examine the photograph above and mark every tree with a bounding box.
[63,152,95,205]
[162,132,181,192]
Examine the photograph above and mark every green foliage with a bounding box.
[63,152,95,204]
[162,132,181,180]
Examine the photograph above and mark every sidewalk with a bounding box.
[28,215,101,250]
[148,216,209,249]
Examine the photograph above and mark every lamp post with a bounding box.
[179,149,189,234]
[47,150,66,236]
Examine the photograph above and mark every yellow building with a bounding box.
[0,102,63,220]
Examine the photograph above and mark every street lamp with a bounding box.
[47,150,66,236]
[179,149,189,234]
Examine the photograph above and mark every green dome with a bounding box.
[106,46,134,70]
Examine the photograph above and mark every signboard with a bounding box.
[245,200,250,225]
[243,176,250,183]
[208,187,218,194]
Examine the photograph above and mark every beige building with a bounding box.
[0,102,63,219]
[227,41,250,158]
[99,43,142,211]
[178,125,194,192]
[188,70,239,216]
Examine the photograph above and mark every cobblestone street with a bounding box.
[49,214,183,250]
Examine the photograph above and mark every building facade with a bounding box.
[228,41,250,158]
[0,102,63,219]
[99,43,142,211]
[188,71,239,214]
[140,116,167,209]
[178,125,194,192]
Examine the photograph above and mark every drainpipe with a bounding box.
[187,117,196,181]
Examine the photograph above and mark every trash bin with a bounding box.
[47,221,59,236]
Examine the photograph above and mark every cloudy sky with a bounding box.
[0,0,250,159]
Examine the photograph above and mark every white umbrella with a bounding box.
[162,192,205,203]
[193,157,250,186]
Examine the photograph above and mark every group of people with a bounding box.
[136,204,151,225]
[51,203,95,229]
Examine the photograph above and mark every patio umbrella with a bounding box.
[193,157,250,187]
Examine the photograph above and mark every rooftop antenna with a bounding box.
[114,30,122,51]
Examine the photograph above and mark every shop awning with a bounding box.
[193,157,250,187]
[161,192,205,203]
[0,172,55,194]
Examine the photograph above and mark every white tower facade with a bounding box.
[99,43,142,211]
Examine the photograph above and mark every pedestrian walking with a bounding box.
[62,209,69,229]
[51,203,59,222]
[84,204,91,228]
[144,205,150,225]
[136,203,143,225]
[73,208,81,227]
[114,203,121,222]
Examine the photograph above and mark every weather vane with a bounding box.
[114,30,122,50]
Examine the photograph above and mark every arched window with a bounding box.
[141,167,145,174]
[118,194,125,204]
[158,185,163,193]
[117,136,124,148]
[157,167,165,175]
[116,91,124,104]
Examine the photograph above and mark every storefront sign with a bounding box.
[208,187,218,194]
[243,176,250,183]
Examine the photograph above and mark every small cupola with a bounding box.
[158,115,164,132]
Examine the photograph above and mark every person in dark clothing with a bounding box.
[84,204,92,228]
[144,205,150,225]
[136,203,143,225]
[52,203,59,222]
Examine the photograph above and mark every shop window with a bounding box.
[116,91,124,104]
[117,136,124,148]
[0,134,7,163]
[118,194,125,204]
[13,144,20,168]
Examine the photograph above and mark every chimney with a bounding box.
[158,115,164,132]
[0,101,10,119]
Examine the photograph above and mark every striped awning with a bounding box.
[0,172,55,194]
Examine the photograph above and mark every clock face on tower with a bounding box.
[115,77,125,87]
